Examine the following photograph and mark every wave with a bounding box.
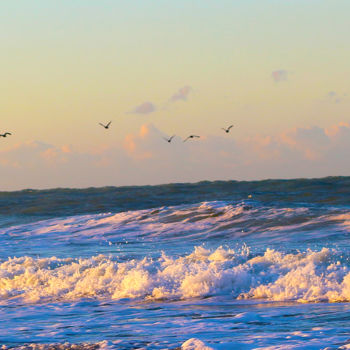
[2,176,350,223]
[1,342,110,350]
[0,339,217,350]
[2,201,349,248]
[1,246,350,305]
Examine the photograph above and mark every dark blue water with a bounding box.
[1,177,350,349]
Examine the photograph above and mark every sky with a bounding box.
[1,1,350,190]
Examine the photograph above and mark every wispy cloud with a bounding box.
[271,70,288,82]
[169,86,192,102]
[129,102,156,114]
[130,86,193,115]
[327,91,347,104]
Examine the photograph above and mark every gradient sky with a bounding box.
[1,1,350,190]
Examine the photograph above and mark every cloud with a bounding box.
[271,70,288,82]
[124,125,155,160]
[0,141,56,167]
[2,122,350,190]
[327,91,347,104]
[129,86,192,115]
[122,122,350,181]
[0,141,102,189]
[170,86,192,102]
[130,102,156,114]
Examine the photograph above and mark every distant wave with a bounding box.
[1,201,349,245]
[1,246,350,304]
[1,177,350,225]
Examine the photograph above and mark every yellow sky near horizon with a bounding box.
[0,0,349,151]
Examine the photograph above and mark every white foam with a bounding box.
[181,338,214,350]
[0,341,110,350]
[1,246,350,304]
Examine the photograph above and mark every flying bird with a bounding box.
[99,121,112,129]
[222,125,234,133]
[0,132,12,138]
[183,135,200,142]
[163,135,175,143]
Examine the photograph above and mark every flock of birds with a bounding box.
[99,121,234,143]
[0,123,234,142]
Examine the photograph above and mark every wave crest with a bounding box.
[1,246,350,304]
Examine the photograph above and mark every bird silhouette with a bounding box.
[222,125,234,133]
[183,135,200,142]
[99,121,112,129]
[163,135,175,143]
[0,132,12,138]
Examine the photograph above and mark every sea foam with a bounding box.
[1,246,350,304]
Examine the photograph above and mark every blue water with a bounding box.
[1,177,350,349]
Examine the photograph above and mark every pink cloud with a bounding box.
[61,145,72,153]
[325,122,350,138]
[124,124,155,160]
[2,122,350,190]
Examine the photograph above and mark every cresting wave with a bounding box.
[1,246,350,304]
[2,177,350,220]
[0,339,212,350]
[1,200,346,244]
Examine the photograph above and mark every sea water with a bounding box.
[1,178,350,349]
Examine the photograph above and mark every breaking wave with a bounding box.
[2,200,349,244]
[1,246,350,304]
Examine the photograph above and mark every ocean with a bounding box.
[1,177,350,349]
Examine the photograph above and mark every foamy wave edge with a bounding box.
[1,341,110,350]
[1,246,350,304]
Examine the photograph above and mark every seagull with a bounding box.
[163,135,175,143]
[0,132,11,138]
[183,135,200,142]
[99,121,112,129]
[222,125,234,133]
